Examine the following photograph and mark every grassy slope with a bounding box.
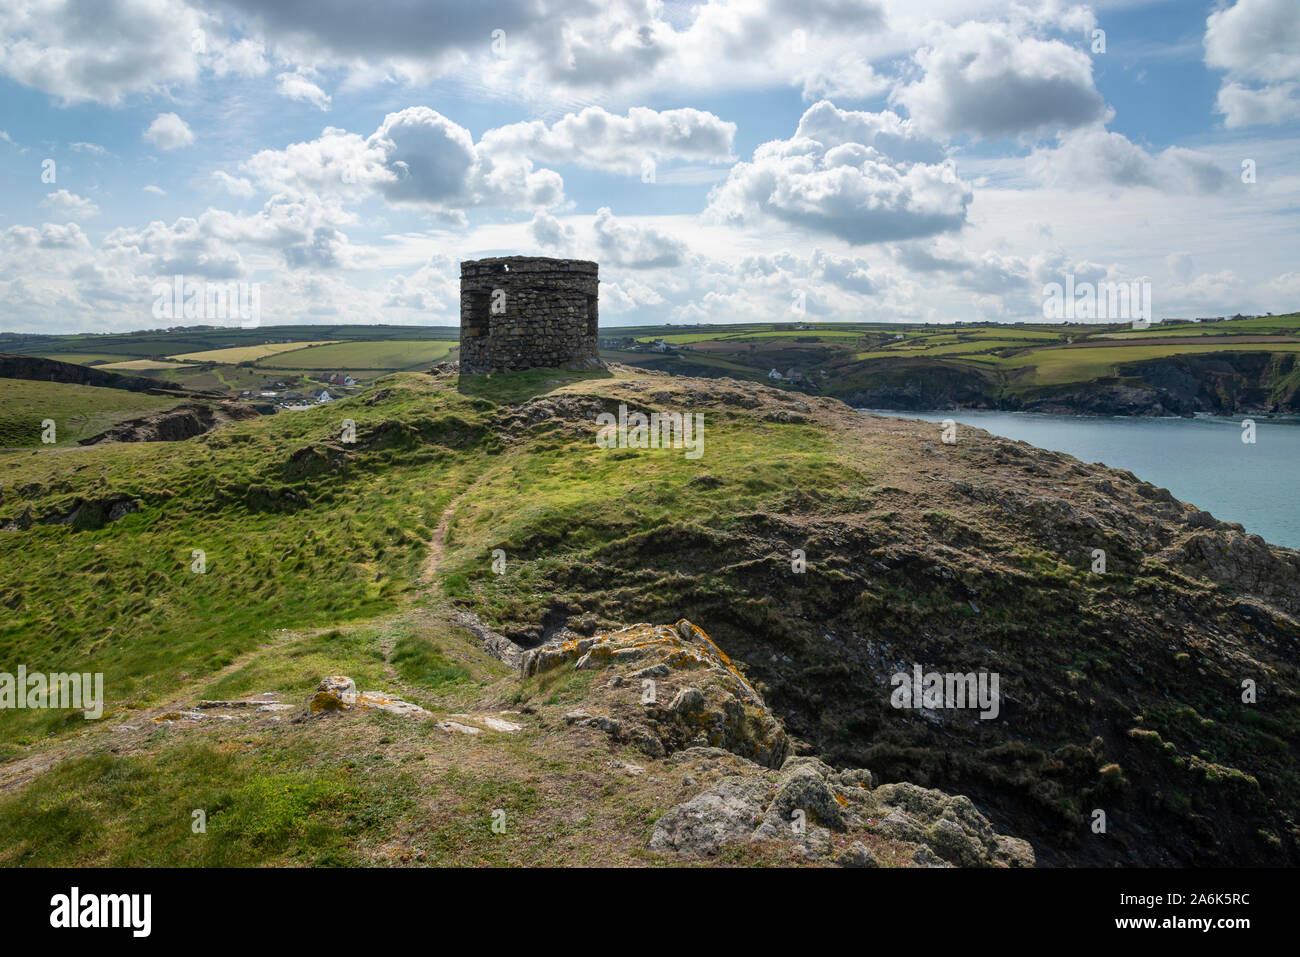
[0,368,824,866]
[1,367,1297,866]
[0,375,488,744]
[0,379,189,447]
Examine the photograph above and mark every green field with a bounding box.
[605,314,1300,406]
[1000,341,1300,384]
[258,339,457,369]
[0,379,187,447]
[99,359,193,371]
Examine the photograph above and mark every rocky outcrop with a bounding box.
[79,401,260,445]
[826,350,1300,416]
[523,619,790,768]
[648,751,1035,867]
[309,676,431,717]
[524,617,1035,866]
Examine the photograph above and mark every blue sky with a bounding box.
[1,0,1297,332]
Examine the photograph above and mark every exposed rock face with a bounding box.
[648,751,1035,867]
[648,774,770,855]
[831,352,1300,415]
[526,616,1036,866]
[522,619,790,768]
[309,676,431,717]
[459,257,599,374]
[465,373,1300,866]
[79,401,259,445]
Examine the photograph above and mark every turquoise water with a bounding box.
[861,410,1300,550]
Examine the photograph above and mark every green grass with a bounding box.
[259,340,457,370]
[1000,342,1300,385]
[0,374,492,741]
[0,738,417,866]
[0,379,186,447]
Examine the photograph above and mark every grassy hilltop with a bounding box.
[0,366,1297,866]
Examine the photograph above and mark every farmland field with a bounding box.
[168,341,338,363]
[258,339,457,369]
[98,359,193,371]
[1000,341,1300,384]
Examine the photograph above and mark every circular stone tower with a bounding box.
[459,256,599,374]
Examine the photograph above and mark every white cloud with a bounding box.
[143,185,167,196]
[795,100,946,164]
[382,254,457,311]
[209,36,269,78]
[1205,0,1300,83]
[243,107,565,220]
[0,0,205,105]
[1216,81,1300,128]
[276,71,331,110]
[479,106,735,177]
[892,21,1105,140]
[102,216,246,279]
[216,0,889,103]
[1205,0,1300,127]
[1029,126,1230,193]
[706,101,971,245]
[212,171,256,197]
[5,222,92,249]
[40,189,99,218]
[592,207,688,268]
[528,210,574,251]
[144,112,195,150]
[69,141,106,155]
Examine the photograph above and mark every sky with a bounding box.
[0,0,1298,333]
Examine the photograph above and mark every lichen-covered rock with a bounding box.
[310,676,358,711]
[648,775,770,856]
[650,753,1034,866]
[308,676,430,717]
[752,758,844,839]
[836,841,879,868]
[525,619,790,768]
[870,781,1032,867]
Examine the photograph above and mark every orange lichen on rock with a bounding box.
[520,619,790,767]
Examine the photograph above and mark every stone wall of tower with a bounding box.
[459,257,599,374]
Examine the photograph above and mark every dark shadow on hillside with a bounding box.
[452,365,615,404]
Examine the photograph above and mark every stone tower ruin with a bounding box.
[459,256,599,374]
